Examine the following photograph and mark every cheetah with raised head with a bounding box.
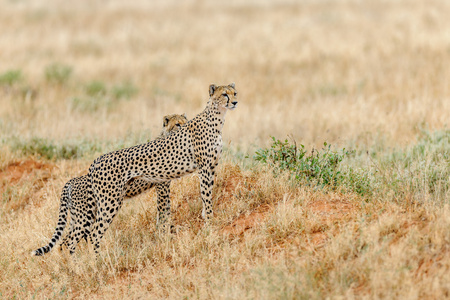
[32,114,188,256]
[88,83,238,253]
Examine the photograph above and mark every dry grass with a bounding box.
[1,0,450,149]
[1,0,449,299]
[1,155,449,299]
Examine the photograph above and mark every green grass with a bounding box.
[9,137,101,160]
[254,137,369,195]
[84,80,107,97]
[69,80,138,112]
[374,129,450,204]
[5,131,155,161]
[0,70,22,86]
[112,81,138,100]
[253,130,449,201]
[44,63,73,85]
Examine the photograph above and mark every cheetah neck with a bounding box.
[205,104,227,133]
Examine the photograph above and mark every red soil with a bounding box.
[0,159,54,210]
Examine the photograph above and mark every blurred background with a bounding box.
[1,0,449,154]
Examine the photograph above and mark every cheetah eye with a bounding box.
[234,92,237,96]
[176,124,181,127]
[222,93,229,98]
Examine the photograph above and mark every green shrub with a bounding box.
[0,70,22,86]
[85,80,107,97]
[339,165,374,197]
[255,137,350,188]
[44,63,72,84]
[112,81,138,100]
[254,137,374,196]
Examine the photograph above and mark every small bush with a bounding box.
[0,70,22,86]
[255,137,374,196]
[340,165,374,197]
[44,63,73,84]
[112,81,138,100]
[255,137,350,188]
[85,80,107,97]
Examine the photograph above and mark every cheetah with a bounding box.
[88,83,238,253]
[31,114,188,256]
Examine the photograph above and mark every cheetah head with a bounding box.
[162,113,188,132]
[209,83,238,111]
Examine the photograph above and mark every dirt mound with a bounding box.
[214,164,258,205]
[306,196,358,247]
[307,198,357,222]
[221,193,360,245]
[221,211,266,236]
[0,159,55,210]
[1,160,54,184]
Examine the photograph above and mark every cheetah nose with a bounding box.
[231,101,238,106]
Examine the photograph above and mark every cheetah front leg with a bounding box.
[200,166,214,222]
[155,181,172,232]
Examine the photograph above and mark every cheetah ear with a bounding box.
[229,82,235,89]
[209,84,217,97]
[182,113,187,119]
[163,116,170,127]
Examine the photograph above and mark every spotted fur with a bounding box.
[88,83,238,253]
[31,114,188,256]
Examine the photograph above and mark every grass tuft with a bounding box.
[9,137,101,160]
[44,63,73,85]
[0,70,22,86]
[112,81,138,100]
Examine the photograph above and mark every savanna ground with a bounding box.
[0,0,449,298]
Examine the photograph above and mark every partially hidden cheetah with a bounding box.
[31,114,188,256]
[88,83,238,253]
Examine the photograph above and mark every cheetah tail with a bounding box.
[31,181,71,256]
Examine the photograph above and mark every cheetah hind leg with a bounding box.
[59,206,88,254]
[82,205,96,247]
[60,225,84,254]
[90,195,124,254]
[59,215,75,251]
